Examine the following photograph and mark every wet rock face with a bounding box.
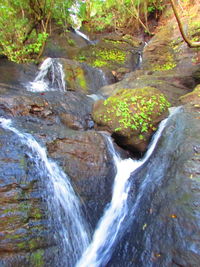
[0,83,116,265]
[0,58,37,88]
[92,87,170,153]
[0,90,94,131]
[47,131,116,228]
[60,58,115,94]
[107,108,200,267]
[0,128,59,267]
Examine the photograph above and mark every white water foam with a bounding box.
[0,117,90,266]
[27,57,66,92]
[76,117,169,267]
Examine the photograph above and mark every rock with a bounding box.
[98,5,200,106]
[0,58,37,89]
[92,87,170,153]
[0,128,59,267]
[0,90,93,131]
[108,107,200,267]
[73,33,142,79]
[47,131,116,228]
[43,30,89,59]
[99,69,196,106]
[180,84,200,108]
[59,58,115,94]
[142,4,200,76]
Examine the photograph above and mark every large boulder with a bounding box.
[47,131,116,228]
[92,87,170,153]
[107,106,200,267]
[99,69,193,106]
[59,58,115,94]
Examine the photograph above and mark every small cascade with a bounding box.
[86,94,104,101]
[74,29,93,44]
[76,117,169,267]
[27,57,66,92]
[137,41,148,69]
[82,63,113,93]
[0,117,90,266]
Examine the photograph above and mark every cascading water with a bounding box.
[0,117,90,266]
[74,29,93,44]
[27,57,66,92]
[137,41,148,69]
[76,117,169,267]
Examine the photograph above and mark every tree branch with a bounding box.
[170,0,200,48]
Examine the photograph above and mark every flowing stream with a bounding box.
[27,57,66,92]
[76,117,169,267]
[0,43,176,266]
[0,117,90,266]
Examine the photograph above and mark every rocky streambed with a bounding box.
[0,6,200,266]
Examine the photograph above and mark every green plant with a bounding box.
[67,38,76,46]
[99,87,171,139]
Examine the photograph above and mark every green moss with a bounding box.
[152,53,176,71]
[66,66,88,92]
[67,38,75,46]
[32,208,42,219]
[30,249,44,267]
[93,87,170,139]
[6,233,22,240]
[76,47,126,68]
[104,39,124,45]
[94,48,126,63]
[29,239,38,250]
[92,59,108,67]
[77,69,88,91]
[17,241,27,249]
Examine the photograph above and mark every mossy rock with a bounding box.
[74,33,142,73]
[180,84,200,109]
[60,59,89,93]
[92,86,171,152]
[75,46,128,70]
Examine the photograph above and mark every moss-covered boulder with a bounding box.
[92,87,171,153]
[73,33,142,80]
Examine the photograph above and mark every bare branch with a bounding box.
[170,0,200,48]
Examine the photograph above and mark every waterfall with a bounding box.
[76,117,169,267]
[27,57,66,92]
[0,117,90,266]
[75,29,91,43]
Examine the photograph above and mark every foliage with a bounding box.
[77,0,167,34]
[0,0,75,63]
[2,0,199,64]
[92,87,170,140]
[76,46,127,69]
[0,0,173,63]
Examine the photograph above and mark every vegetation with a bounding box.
[77,46,127,68]
[170,0,200,48]
[92,87,170,140]
[0,0,199,63]
[0,0,75,62]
